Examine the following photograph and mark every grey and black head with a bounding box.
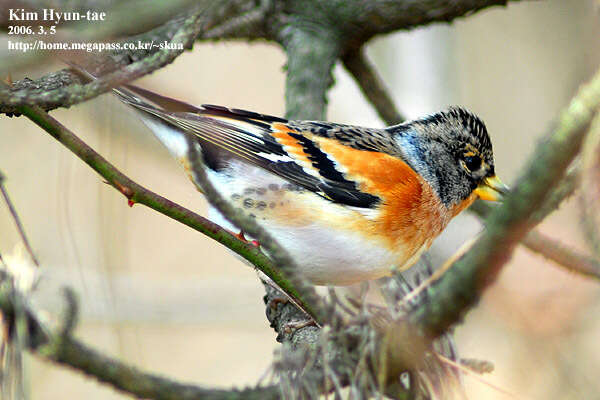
[389,107,501,207]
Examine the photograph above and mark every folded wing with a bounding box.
[114,85,382,208]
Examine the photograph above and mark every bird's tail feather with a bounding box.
[65,61,196,160]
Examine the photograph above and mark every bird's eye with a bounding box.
[464,155,482,172]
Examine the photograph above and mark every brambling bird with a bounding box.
[111,85,507,286]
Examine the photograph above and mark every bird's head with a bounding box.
[391,107,508,209]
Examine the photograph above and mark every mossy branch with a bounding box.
[409,67,600,338]
[0,0,528,115]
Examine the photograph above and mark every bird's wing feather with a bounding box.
[113,85,416,209]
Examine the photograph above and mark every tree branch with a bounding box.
[0,276,280,400]
[13,100,322,314]
[409,66,600,338]
[342,48,405,125]
[184,135,334,324]
[203,0,271,40]
[580,113,600,257]
[279,26,341,120]
[0,0,260,114]
[522,230,600,280]
[0,7,207,115]
[0,0,530,116]
[310,0,532,46]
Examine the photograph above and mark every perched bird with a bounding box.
[111,84,507,286]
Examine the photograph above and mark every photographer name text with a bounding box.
[9,8,106,24]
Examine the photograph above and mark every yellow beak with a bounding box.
[474,175,509,202]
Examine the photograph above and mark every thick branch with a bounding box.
[46,339,279,400]
[0,9,205,115]
[0,0,530,115]
[297,0,531,47]
[279,26,340,120]
[410,67,600,338]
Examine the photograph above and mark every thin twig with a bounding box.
[185,137,332,324]
[0,171,39,267]
[14,103,294,301]
[579,113,600,257]
[523,230,600,280]
[341,48,405,125]
[435,354,522,400]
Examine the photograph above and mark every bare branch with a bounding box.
[313,0,532,44]
[523,230,600,280]
[12,102,296,302]
[0,0,530,115]
[203,0,271,40]
[0,171,39,267]
[342,48,405,125]
[279,27,340,120]
[0,7,207,114]
[184,134,334,324]
[580,113,600,257]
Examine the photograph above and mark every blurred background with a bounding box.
[2,0,600,398]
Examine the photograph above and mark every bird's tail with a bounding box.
[65,61,197,161]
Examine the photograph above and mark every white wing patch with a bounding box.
[210,116,266,143]
[256,152,294,163]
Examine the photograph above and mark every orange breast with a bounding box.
[315,136,449,253]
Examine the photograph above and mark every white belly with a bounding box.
[209,205,399,285]
[204,162,409,286]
